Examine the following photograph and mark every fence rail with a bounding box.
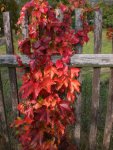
[0,54,113,67]
[0,9,113,150]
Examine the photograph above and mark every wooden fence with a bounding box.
[0,9,113,150]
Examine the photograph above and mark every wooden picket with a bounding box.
[3,12,19,115]
[103,38,113,150]
[0,9,113,150]
[74,8,83,148]
[89,8,102,150]
[0,71,11,150]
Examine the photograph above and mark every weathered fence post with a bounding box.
[89,8,102,150]
[103,37,113,150]
[22,11,29,39]
[3,12,19,115]
[0,71,11,150]
[3,11,19,150]
[74,8,83,149]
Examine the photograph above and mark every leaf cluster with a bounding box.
[12,0,90,149]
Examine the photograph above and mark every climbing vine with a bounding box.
[12,0,90,149]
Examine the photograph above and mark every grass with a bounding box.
[0,34,18,54]
[80,72,112,150]
[67,71,112,150]
[83,30,112,54]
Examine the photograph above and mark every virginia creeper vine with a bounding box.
[12,0,90,149]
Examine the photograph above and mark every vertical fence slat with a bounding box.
[3,12,19,115]
[103,69,113,150]
[0,70,11,150]
[22,11,29,76]
[22,11,29,39]
[74,8,83,148]
[103,38,113,150]
[89,8,102,150]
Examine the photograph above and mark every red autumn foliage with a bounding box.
[107,28,113,40]
[12,0,89,149]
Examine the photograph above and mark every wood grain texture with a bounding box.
[3,12,14,54]
[103,38,113,150]
[71,54,113,67]
[3,12,19,115]
[103,69,113,150]
[1,54,113,67]
[22,11,29,39]
[0,70,11,150]
[89,9,102,150]
[74,8,83,149]
[0,37,6,46]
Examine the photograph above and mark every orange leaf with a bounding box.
[69,79,80,93]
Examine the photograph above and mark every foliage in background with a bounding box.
[84,1,113,28]
[0,0,18,35]
[102,4,113,28]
